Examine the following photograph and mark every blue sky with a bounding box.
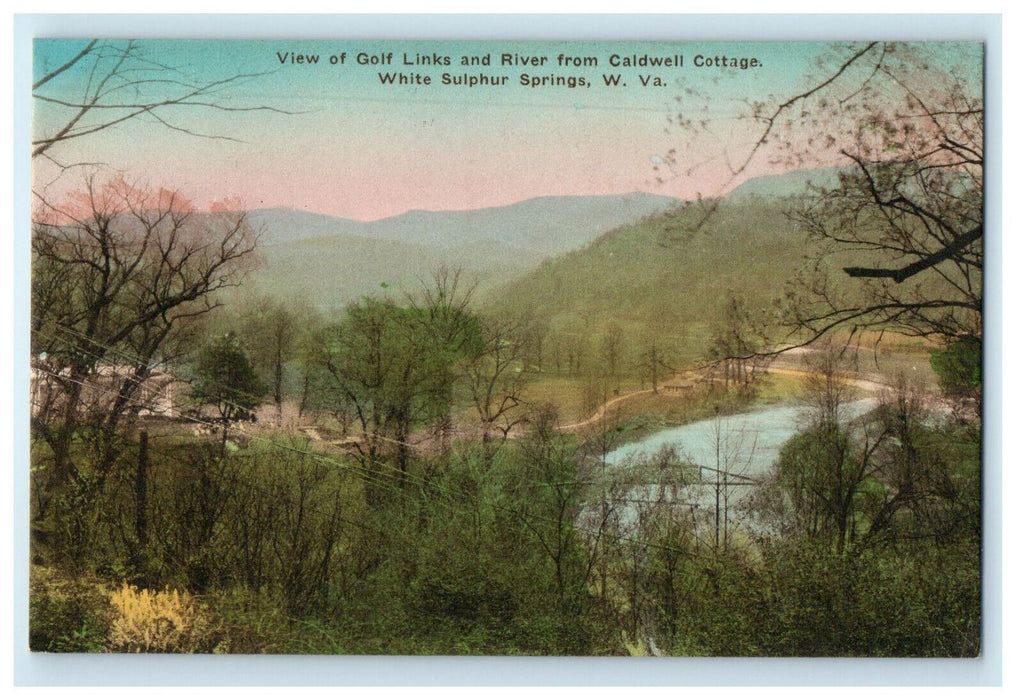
[32,39,982,219]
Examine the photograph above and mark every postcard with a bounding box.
[26,34,985,663]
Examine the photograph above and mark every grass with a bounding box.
[752,372,807,405]
[515,374,643,423]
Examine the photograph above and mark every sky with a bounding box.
[31,39,982,220]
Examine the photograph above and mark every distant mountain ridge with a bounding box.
[248,191,681,255]
[725,167,844,201]
[242,169,846,310]
[244,192,682,308]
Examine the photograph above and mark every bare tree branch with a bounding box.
[32,40,297,161]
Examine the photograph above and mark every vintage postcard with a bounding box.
[27,35,984,661]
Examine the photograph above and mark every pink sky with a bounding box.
[31,39,981,220]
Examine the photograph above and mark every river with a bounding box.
[605,398,878,478]
[578,398,879,535]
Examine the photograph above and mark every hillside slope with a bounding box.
[483,197,813,361]
[246,192,681,307]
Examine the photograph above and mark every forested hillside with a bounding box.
[485,197,811,364]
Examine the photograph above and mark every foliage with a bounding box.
[486,199,808,368]
[308,285,483,495]
[191,336,265,424]
[108,582,221,653]
[29,567,111,652]
[28,244,980,659]
[231,296,318,425]
[28,393,979,656]
[929,336,982,398]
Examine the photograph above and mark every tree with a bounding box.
[315,300,418,489]
[407,267,482,448]
[861,380,979,549]
[519,314,552,373]
[506,406,593,650]
[236,296,316,426]
[669,42,983,353]
[790,44,980,346]
[706,292,771,393]
[32,40,286,165]
[314,297,473,496]
[190,336,265,452]
[774,350,888,554]
[31,176,258,517]
[461,317,528,458]
[929,336,982,402]
[599,322,626,392]
[637,334,677,394]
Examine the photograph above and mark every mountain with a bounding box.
[244,192,681,308]
[249,192,680,252]
[246,209,376,246]
[725,167,844,201]
[358,193,682,257]
[483,192,816,362]
[251,232,531,309]
[242,170,850,317]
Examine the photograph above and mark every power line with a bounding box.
[29,321,734,559]
[29,363,714,560]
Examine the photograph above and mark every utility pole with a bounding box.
[134,429,150,565]
[714,409,721,553]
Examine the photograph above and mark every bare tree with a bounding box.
[667,42,983,352]
[32,39,287,165]
[31,176,258,517]
[462,317,528,457]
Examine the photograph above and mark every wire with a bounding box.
[29,321,736,559]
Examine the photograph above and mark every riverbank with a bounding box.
[569,369,818,448]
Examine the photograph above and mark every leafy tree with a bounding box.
[235,296,317,426]
[929,335,982,399]
[191,336,265,451]
[314,298,469,496]
[407,267,484,447]
[504,407,594,650]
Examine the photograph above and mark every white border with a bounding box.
[10,12,1005,688]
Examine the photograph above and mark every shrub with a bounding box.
[29,567,110,652]
[108,583,222,653]
[929,336,982,398]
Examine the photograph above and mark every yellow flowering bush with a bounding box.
[108,583,219,653]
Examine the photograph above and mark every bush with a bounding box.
[929,336,982,397]
[108,582,223,653]
[29,567,111,652]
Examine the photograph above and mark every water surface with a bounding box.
[606,399,877,477]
